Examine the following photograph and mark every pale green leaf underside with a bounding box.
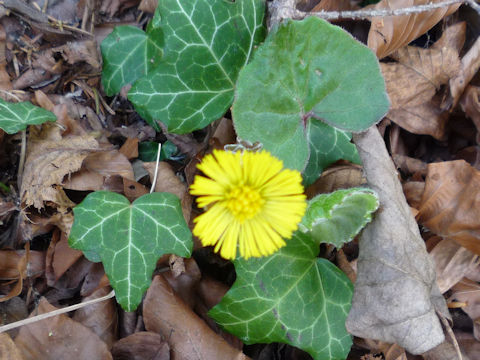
[68,191,192,311]
[233,17,390,170]
[128,0,265,134]
[210,231,353,360]
[300,188,379,248]
[101,25,163,96]
[303,121,361,186]
[0,98,56,134]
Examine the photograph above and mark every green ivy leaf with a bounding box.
[101,24,163,96]
[138,140,180,162]
[300,188,379,248]
[210,231,354,360]
[0,98,56,134]
[69,191,192,311]
[303,121,361,186]
[128,0,266,134]
[233,17,390,170]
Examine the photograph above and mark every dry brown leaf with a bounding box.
[210,118,236,149]
[455,332,480,359]
[305,164,365,198]
[0,249,44,281]
[417,160,480,255]
[123,178,149,202]
[387,99,449,140]
[461,85,480,141]
[450,279,480,340]
[432,21,466,54]
[14,298,112,360]
[73,286,117,348]
[119,137,138,160]
[430,238,479,293]
[448,36,480,108]
[0,333,24,360]
[163,258,201,310]
[20,123,100,210]
[138,0,158,13]
[51,41,101,70]
[393,154,427,176]
[382,46,460,110]
[144,162,192,223]
[347,127,448,354]
[402,180,425,210]
[45,230,83,286]
[111,332,169,360]
[143,275,249,360]
[367,0,460,59]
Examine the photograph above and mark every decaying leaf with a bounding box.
[144,161,192,223]
[14,298,112,360]
[143,275,249,360]
[461,86,480,141]
[20,123,99,210]
[73,286,118,348]
[0,333,24,360]
[347,127,448,354]
[111,332,169,360]
[418,160,480,255]
[368,0,461,59]
[430,238,479,293]
[450,279,480,340]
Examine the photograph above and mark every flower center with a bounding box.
[226,185,264,223]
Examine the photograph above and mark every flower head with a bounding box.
[190,149,307,260]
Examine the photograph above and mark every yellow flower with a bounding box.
[190,149,307,260]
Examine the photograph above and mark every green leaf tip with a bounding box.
[0,98,56,134]
[128,0,266,134]
[68,191,193,311]
[210,231,354,360]
[300,188,379,247]
[233,16,390,170]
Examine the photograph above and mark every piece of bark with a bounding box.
[347,126,448,354]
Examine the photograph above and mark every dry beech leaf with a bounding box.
[347,127,448,354]
[0,333,24,360]
[382,46,460,110]
[455,332,480,359]
[402,181,425,210]
[387,97,449,140]
[51,41,101,70]
[144,161,192,223]
[138,0,158,13]
[14,298,112,360]
[111,332,169,360]
[119,137,139,160]
[448,36,480,108]
[20,123,99,210]
[417,160,480,255]
[430,238,479,293]
[73,286,117,348]
[305,164,365,198]
[211,118,236,149]
[461,85,480,140]
[450,279,480,340]
[0,250,44,281]
[393,154,427,176]
[143,275,249,360]
[368,0,460,59]
[45,230,83,286]
[433,22,466,54]
[163,258,201,310]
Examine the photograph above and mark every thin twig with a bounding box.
[0,290,115,333]
[290,0,479,20]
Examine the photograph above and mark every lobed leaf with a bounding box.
[233,17,390,170]
[300,188,379,248]
[304,121,361,186]
[128,0,266,134]
[69,191,192,311]
[101,24,163,96]
[210,231,354,360]
[0,98,56,134]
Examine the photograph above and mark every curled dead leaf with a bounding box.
[143,275,249,360]
[368,0,460,59]
[14,298,112,360]
[417,160,480,255]
[111,332,169,360]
